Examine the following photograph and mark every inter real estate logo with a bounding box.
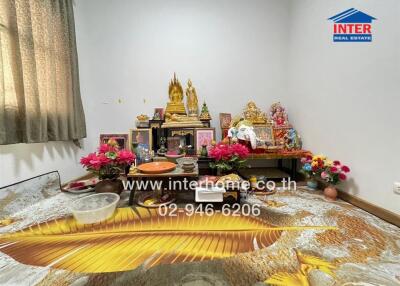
[328,8,376,42]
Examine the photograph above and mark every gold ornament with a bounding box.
[186,79,199,117]
[165,73,186,115]
[243,101,268,125]
[162,113,203,127]
[136,114,149,121]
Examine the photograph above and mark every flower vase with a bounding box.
[200,145,208,157]
[306,179,318,190]
[95,178,124,195]
[217,169,238,176]
[324,185,338,201]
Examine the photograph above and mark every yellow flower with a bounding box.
[325,160,333,167]
[311,161,318,167]
[313,154,326,161]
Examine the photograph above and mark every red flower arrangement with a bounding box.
[321,160,351,185]
[301,154,351,185]
[209,142,249,172]
[80,138,135,179]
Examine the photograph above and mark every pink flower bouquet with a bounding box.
[209,142,249,173]
[80,138,135,179]
[320,160,350,185]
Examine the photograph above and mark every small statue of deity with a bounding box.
[243,101,267,125]
[199,102,211,121]
[186,79,199,117]
[270,102,289,127]
[165,73,186,115]
[165,113,201,122]
[284,128,302,150]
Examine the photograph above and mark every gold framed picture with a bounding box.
[219,113,232,129]
[99,134,128,150]
[128,129,152,151]
[253,125,274,148]
[194,128,216,154]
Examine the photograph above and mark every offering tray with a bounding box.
[137,192,176,208]
[137,162,176,174]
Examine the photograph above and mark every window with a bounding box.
[0,0,86,144]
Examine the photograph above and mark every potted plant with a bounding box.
[320,160,350,201]
[300,154,326,189]
[208,142,249,174]
[80,138,135,194]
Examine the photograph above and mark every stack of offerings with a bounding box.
[195,176,225,202]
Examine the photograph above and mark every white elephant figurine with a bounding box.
[228,125,257,149]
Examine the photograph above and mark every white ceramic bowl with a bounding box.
[70,193,120,224]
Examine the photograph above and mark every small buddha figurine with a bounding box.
[186,79,199,117]
[199,102,211,120]
[270,102,289,127]
[165,73,186,115]
[243,101,267,124]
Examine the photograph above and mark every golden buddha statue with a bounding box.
[186,79,199,117]
[243,101,267,125]
[162,113,203,127]
[165,73,186,115]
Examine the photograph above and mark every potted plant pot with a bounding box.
[306,179,318,189]
[95,178,124,195]
[324,185,338,201]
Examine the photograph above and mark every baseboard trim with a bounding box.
[337,190,400,227]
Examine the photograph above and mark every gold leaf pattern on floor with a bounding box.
[0,218,17,227]
[265,250,335,286]
[316,210,400,263]
[262,200,287,208]
[0,207,284,273]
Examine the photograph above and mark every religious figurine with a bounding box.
[153,108,164,120]
[165,113,202,123]
[165,73,186,115]
[243,101,267,125]
[284,128,302,150]
[199,102,211,120]
[153,112,161,120]
[157,137,168,156]
[270,102,289,127]
[186,79,199,117]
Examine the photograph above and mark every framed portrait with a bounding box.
[222,128,229,139]
[129,129,152,151]
[99,134,128,150]
[273,126,290,147]
[167,137,181,152]
[153,108,164,120]
[194,128,216,154]
[253,125,274,147]
[219,113,232,129]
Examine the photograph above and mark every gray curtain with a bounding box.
[0,0,86,144]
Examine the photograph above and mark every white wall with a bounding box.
[285,0,400,213]
[73,0,290,143]
[0,141,91,187]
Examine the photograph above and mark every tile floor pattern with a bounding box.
[0,174,399,286]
